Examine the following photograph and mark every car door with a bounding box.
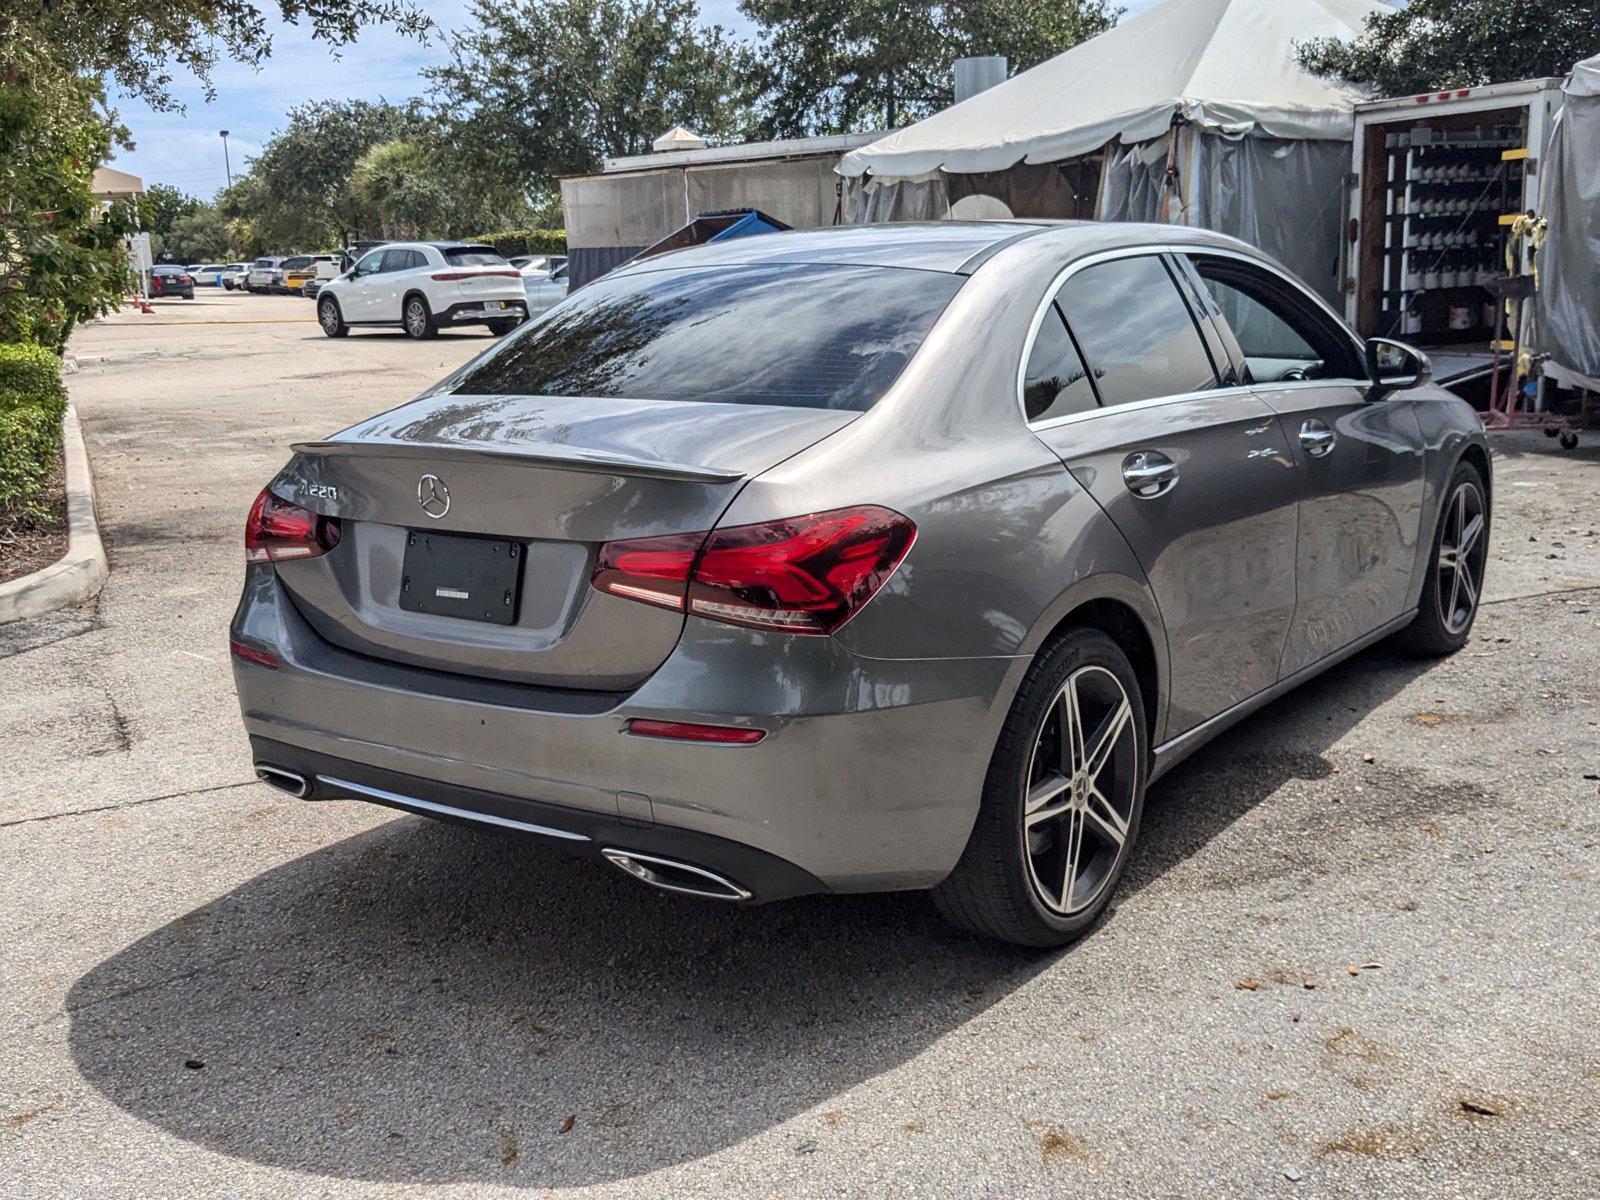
[1029,251,1302,741]
[1176,252,1427,678]
[343,250,386,319]
[379,247,426,321]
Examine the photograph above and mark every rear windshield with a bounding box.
[282,257,312,269]
[449,263,965,411]
[443,246,507,267]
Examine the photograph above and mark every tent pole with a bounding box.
[1158,117,1184,224]
[1093,141,1114,220]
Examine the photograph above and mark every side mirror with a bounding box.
[1365,337,1432,402]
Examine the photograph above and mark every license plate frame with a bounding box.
[399,529,524,626]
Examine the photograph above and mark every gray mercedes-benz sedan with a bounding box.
[232,221,1490,946]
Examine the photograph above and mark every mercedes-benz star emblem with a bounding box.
[418,473,450,519]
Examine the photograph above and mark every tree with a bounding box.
[350,140,497,240]
[4,0,431,111]
[0,29,138,350]
[138,184,201,241]
[163,205,235,262]
[239,99,427,249]
[739,0,1122,137]
[1296,0,1600,97]
[428,0,751,192]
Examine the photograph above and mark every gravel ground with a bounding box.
[2,291,1598,1199]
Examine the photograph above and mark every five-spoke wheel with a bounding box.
[934,628,1147,947]
[1437,477,1487,636]
[1396,460,1490,657]
[1022,666,1138,916]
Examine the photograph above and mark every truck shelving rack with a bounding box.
[1344,79,1566,398]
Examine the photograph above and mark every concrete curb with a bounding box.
[0,404,109,625]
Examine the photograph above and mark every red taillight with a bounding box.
[244,487,341,564]
[592,505,915,636]
[592,532,702,611]
[430,269,521,281]
[625,719,765,745]
[229,638,279,669]
[178,274,192,283]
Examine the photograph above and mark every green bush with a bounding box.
[471,228,568,258]
[0,343,68,518]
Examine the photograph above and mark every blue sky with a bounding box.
[106,0,1161,196]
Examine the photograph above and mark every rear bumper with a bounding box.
[231,568,1020,894]
[249,736,829,901]
[438,299,528,325]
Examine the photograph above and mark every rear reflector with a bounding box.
[625,719,765,745]
[592,505,915,635]
[245,487,341,565]
[229,638,280,669]
[431,269,521,281]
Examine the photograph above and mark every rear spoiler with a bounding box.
[289,438,746,484]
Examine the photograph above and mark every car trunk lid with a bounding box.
[269,393,855,689]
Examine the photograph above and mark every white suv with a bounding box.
[315,242,529,339]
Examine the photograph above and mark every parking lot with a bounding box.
[3,288,1599,1197]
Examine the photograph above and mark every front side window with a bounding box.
[354,252,384,277]
[1056,256,1218,407]
[1188,256,1365,384]
[450,263,966,412]
[1023,306,1098,423]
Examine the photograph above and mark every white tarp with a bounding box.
[1538,53,1600,384]
[837,0,1385,180]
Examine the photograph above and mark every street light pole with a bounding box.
[220,130,233,189]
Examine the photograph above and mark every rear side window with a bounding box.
[1023,306,1099,422]
[1056,256,1218,407]
[443,246,508,267]
[450,263,966,412]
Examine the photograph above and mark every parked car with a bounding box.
[283,253,342,295]
[235,222,1490,947]
[246,257,287,293]
[148,264,194,299]
[300,276,328,298]
[521,260,569,318]
[220,263,252,291]
[314,242,528,339]
[510,254,568,277]
[188,264,227,287]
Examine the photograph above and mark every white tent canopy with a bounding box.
[1538,52,1600,390]
[838,0,1385,180]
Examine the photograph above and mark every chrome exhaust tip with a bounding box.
[255,765,311,799]
[601,849,752,902]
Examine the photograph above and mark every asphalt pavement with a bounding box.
[2,290,1598,1198]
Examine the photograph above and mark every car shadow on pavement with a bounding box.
[65,644,1436,1188]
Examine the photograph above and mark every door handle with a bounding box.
[1122,451,1178,499]
[1300,419,1336,458]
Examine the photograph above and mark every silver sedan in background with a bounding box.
[521,259,569,318]
[231,222,1489,947]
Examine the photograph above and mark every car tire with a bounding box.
[403,294,438,340]
[933,628,1148,948]
[318,296,349,339]
[486,318,520,337]
[1394,459,1489,658]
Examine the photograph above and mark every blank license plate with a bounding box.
[399,530,524,625]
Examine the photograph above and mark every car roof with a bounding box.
[607,220,1268,278]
